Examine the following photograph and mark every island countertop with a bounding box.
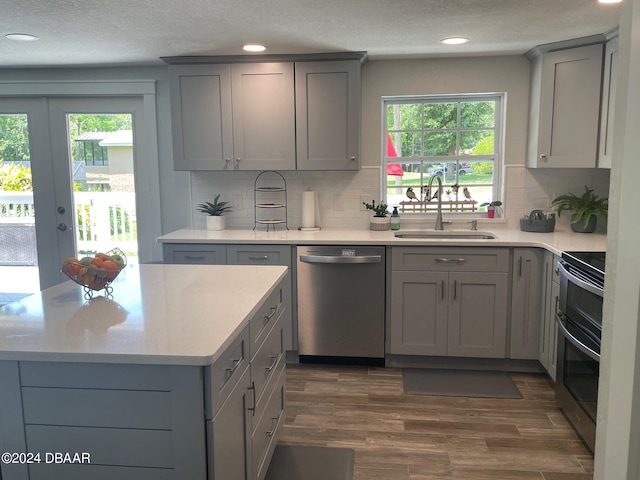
[0,264,287,366]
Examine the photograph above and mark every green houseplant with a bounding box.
[480,200,503,218]
[550,186,608,233]
[363,200,390,231]
[197,194,233,231]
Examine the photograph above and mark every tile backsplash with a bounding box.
[190,165,611,232]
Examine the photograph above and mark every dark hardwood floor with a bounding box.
[279,364,593,480]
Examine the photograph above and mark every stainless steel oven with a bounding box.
[556,251,605,453]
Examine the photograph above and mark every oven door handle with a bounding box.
[557,262,604,298]
[555,313,601,362]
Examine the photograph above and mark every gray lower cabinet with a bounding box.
[389,247,509,358]
[162,243,294,351]
[539,251,561,381]
[510,248,543,359]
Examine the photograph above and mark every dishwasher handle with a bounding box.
[300,254,382,265]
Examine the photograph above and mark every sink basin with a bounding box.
[394,231,497,240]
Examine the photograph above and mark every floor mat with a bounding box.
[402,368,522,399]
[265,445,354,480]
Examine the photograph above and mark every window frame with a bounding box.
[382,93,504,217]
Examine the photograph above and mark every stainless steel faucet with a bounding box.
[469,220,478,231]
[427,175,444,230]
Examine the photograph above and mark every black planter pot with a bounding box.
[571,214,597,233]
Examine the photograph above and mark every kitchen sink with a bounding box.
[394,231,497,240]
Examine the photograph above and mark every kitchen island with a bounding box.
[0,264,288,480]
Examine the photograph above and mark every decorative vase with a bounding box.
[487,207,495,218]
[570,214,597,233]
[370,216,391,231]
[206,216,225,231]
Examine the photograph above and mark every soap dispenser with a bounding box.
[390,206,400,230]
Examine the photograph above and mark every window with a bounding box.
[384,94,503,215]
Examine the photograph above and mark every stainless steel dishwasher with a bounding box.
[296,246,385,366]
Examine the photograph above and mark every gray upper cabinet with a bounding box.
[295,60,361,170]
[169,64,233,171]
[166,54,364,171]
[527,43,604,168]
[169,63,295,171]
[598,34,619,169]
[231,63,296,171]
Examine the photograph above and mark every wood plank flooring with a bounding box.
[279,364,593,480]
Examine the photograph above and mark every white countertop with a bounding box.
[157,226,607,256]
[0,264,287,366]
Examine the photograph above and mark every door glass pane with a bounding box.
[0,113,40,304]
[66,114,138,266]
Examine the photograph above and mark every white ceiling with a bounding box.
[0,0,621,68]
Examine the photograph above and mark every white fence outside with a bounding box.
[0,191,137,256]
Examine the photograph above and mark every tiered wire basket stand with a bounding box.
[254,171,289,231]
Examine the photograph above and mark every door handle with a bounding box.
[57,222,68,231]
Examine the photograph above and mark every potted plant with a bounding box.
[363,200,390,231]
[480,200,503,218]
[551,186,608,233]
[197,194,233,231]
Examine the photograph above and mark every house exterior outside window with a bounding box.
[383,94,504,216]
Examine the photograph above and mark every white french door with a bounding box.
[0,96,147,296]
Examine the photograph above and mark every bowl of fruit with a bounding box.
[61,248,127,296]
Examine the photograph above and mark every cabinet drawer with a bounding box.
[392,247,509,272]
[227,245,291,267]
[205,325,250,419]
[250,286,285,359]
[251,315,285,418]
[251,366,285,480]
[162,244,226,265]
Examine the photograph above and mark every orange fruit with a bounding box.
[102,260,119,271]
[96,252,110,261]
[90,257,104,268]
[62,257,81,276]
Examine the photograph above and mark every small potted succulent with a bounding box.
[363,200,390,231]
[551,186,608,233]
[480,200,503,218]
[197,194,233,231]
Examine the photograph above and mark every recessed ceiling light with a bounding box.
[598,0,622,3]
[441,37,469,45]
[5,33,39,42]
[243,44,266,52]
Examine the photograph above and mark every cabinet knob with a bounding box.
[539,154,548,161]
[350,156,356,162]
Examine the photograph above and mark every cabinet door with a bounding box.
[295,60,360,170]
[539,251,555,370]
[548,278,560,382]
[510,249,543,359]
[231,63,296,170]
[169,64,233,171]
[389,271,448,356]
[448,272,508,358]
[208,366,251,480]
[599,36,618,169]
[530,44,603,168]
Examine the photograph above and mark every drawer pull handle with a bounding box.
[248,255,269,261]
[264,306,277,323]
[247,381,256,416]
[184,255,205,261]
[441,280,445,300]
[265,354,279,373]
[434,258,465,265]
[452,280,457,300]
[266,415,280,437]
[225,358,242,380]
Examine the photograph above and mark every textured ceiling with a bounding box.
[0,0,621,68]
